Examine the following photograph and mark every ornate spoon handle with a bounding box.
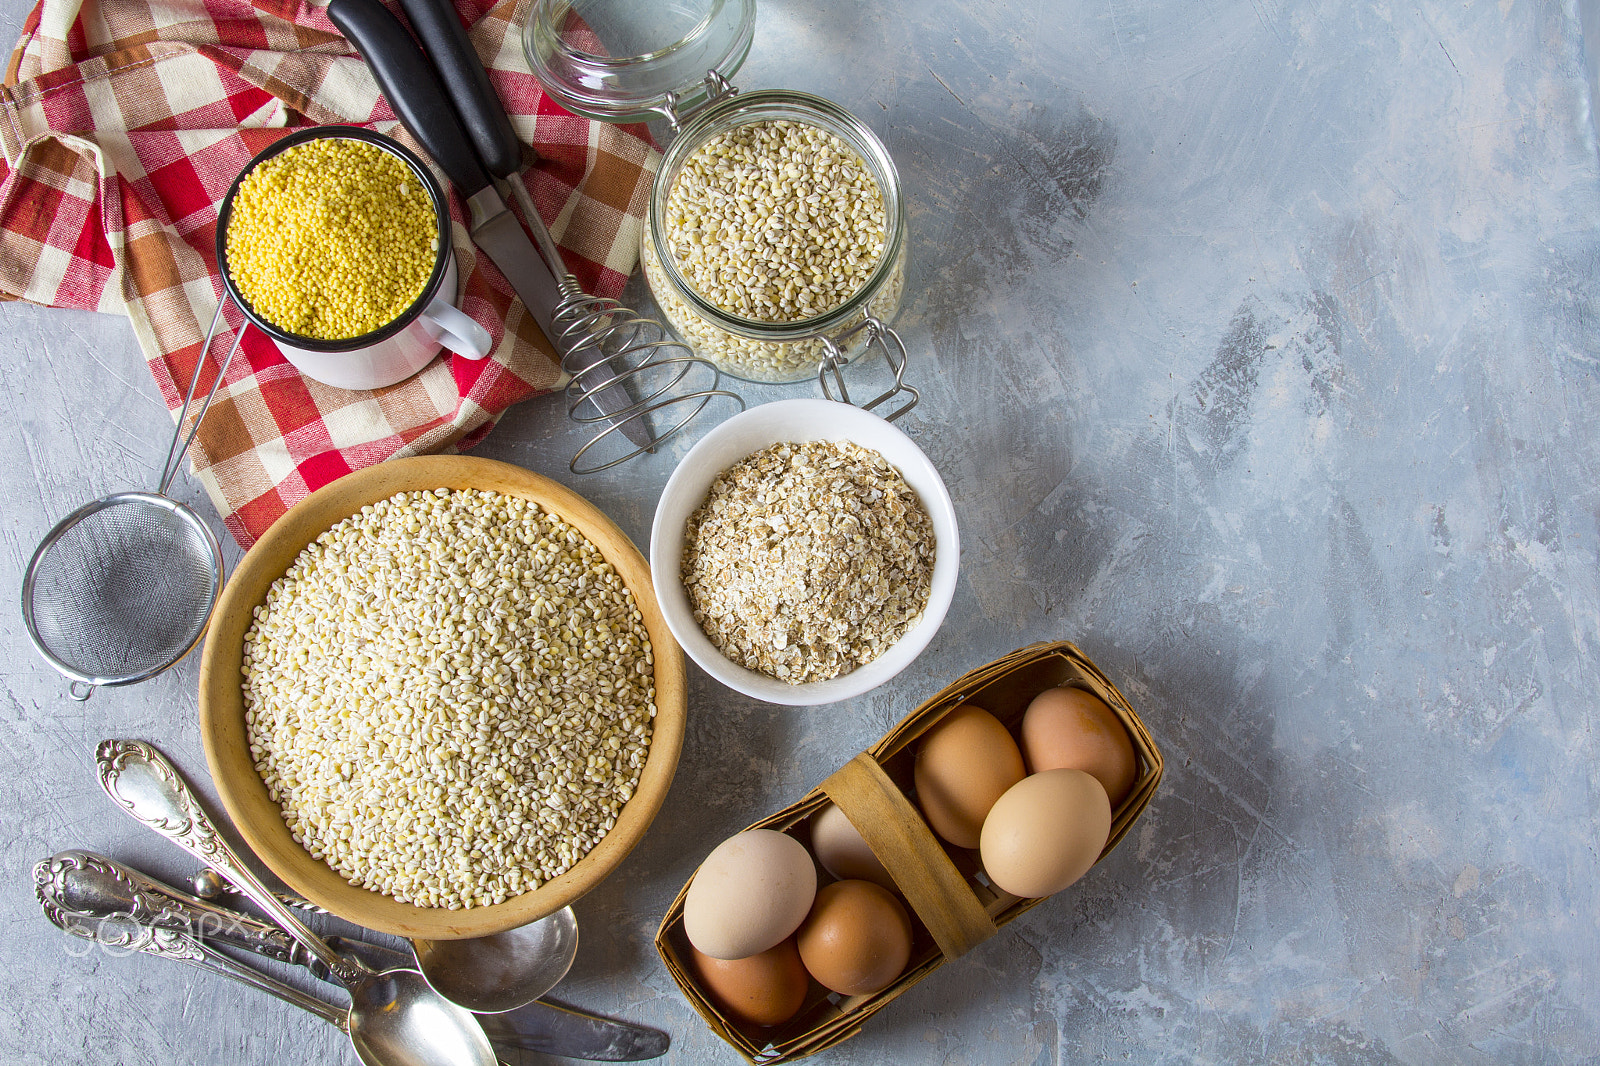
[45,852,671,1060]
[34,862,348,1030]
[35,850,305,966]
[95,739,362,984]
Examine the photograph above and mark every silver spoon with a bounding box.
[412,906,579,1014]
[194,865,581,1014]
[95,739,495,1066]
[38,880,365,1032]
[45,852,668,1061]
[35,879,516,1064]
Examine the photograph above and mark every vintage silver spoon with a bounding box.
[194,865,581,1014]
[38,851,668,1060]
[95,739,495,1066]
[38,885,363,1034]
[34,878,516,1064]
[412,906,579,1014]
[35,851,351,1025]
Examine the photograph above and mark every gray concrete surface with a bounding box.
[4,0,1599,1063]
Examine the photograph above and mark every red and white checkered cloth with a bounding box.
[0,0,660,545]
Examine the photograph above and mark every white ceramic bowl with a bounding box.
[650,398,959,706]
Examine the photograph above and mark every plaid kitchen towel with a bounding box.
[0,0,660,545]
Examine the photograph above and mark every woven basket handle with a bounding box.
[820,753,997,960]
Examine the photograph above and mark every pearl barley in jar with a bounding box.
[643,90,907,384]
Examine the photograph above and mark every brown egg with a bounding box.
[980,768,1112,898]
[691,937,811,1028]
[796,880,913,996]
[913,703,1026,848]
[808,803,897,893]
[1020,686,1138,807]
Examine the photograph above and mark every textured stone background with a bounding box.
[3,0,1597,1063]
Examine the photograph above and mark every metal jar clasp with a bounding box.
[816,317,919,421]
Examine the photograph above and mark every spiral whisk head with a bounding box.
[553,291,743,474]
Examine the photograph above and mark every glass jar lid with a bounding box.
[523,0,755,126]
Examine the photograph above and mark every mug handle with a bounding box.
[419,298,492,360]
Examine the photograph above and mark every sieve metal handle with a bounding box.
[158,300,246,497]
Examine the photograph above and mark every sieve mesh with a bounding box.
[24,493,222,685]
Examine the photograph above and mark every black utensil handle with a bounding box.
[327,0,493,196]
[399,0,523,179]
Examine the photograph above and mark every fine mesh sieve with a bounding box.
[22,304,242,700]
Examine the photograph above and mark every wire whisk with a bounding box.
[549,274,743,475]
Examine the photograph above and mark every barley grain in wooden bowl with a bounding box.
[199,456,686,940]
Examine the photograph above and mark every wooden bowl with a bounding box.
[198,456,686,939]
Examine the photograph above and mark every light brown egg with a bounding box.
[683,829,818,960]
[808,803,897,893]
[913,703,1026,849]
[691,936,811,1028]
[1020,686,1138,807]
[979,768,1112,898]
[796,880,914,996]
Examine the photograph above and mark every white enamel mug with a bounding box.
[218,126,492,392]
[271,251,490,390]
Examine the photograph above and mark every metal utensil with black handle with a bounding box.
[398,0,680,458]
[327,0,657,454]
[393,0,520,179]
[326,0,560,326]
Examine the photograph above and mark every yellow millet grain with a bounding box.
[226,138,440,341]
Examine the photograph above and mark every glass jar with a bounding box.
[526,0,912,388]
[641,90,907,384]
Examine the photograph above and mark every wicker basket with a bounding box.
[655,640,1163,1063]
